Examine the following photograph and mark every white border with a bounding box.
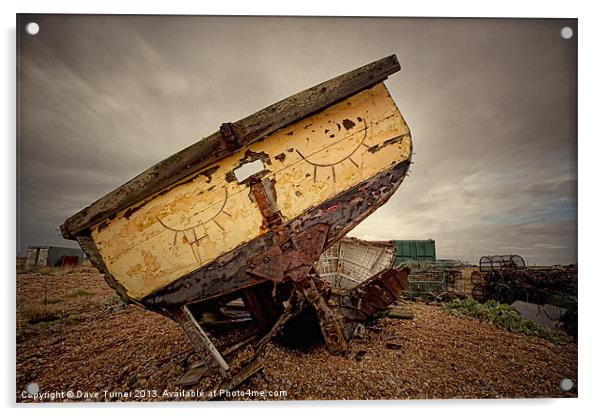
[3,1,601,415]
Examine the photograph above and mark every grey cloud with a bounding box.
[17,16,577,265]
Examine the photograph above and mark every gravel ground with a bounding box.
[16,268,577,402]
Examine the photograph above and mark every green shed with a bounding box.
[392,239,436,266]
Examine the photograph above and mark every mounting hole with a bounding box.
[25,22,40,36]
[25,382,39,395]
[560,26,573,40]
[233,159,265,183]
[560,378,573,391]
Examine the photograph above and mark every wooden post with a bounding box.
[170,305,229,377]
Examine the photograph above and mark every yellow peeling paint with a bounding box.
[92,82,412,300]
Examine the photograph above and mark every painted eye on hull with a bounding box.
[295,118,369,183]
[156,187,231,264]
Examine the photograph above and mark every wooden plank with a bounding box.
[178,331,258,386]
[144,160,411,307]
[61,55,400,239]
[387,305,414,319]
[90,83,411,300]
[170,305,230,376]
[241,283,280,331]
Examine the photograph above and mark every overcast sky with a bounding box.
[17,15,577,265]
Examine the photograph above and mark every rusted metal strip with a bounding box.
[249,177,283,229]
[301,277,348,355]
[246,223,329,283]
[331,266,411,340]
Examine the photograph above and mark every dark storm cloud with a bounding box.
[17,16,577,265]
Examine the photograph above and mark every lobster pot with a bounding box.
[316,238,395,289]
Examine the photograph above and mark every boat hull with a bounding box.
[144,158,411,308]
[78,82,412,303]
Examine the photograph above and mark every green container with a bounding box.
[392,239,436,266]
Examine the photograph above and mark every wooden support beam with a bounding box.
[170,305,229,376]
[241,283,281,332]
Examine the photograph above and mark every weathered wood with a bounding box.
[387,305,414,319]
[213,359,265,400]
[61,55,400,239]
[170,305,230,376]
[144,160,411,307]
[178,330,258,386]
[86,82,411,300]
[241,283,281,331]
[74,234,133,305]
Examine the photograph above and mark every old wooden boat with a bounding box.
[62,54,413,385]
[316,237,410,340]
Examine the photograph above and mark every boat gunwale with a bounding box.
[61,55,401,239]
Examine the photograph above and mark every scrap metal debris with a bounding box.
[470,255,577,338]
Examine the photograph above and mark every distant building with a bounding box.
[390,239,436,266]
[25,246,85,268]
